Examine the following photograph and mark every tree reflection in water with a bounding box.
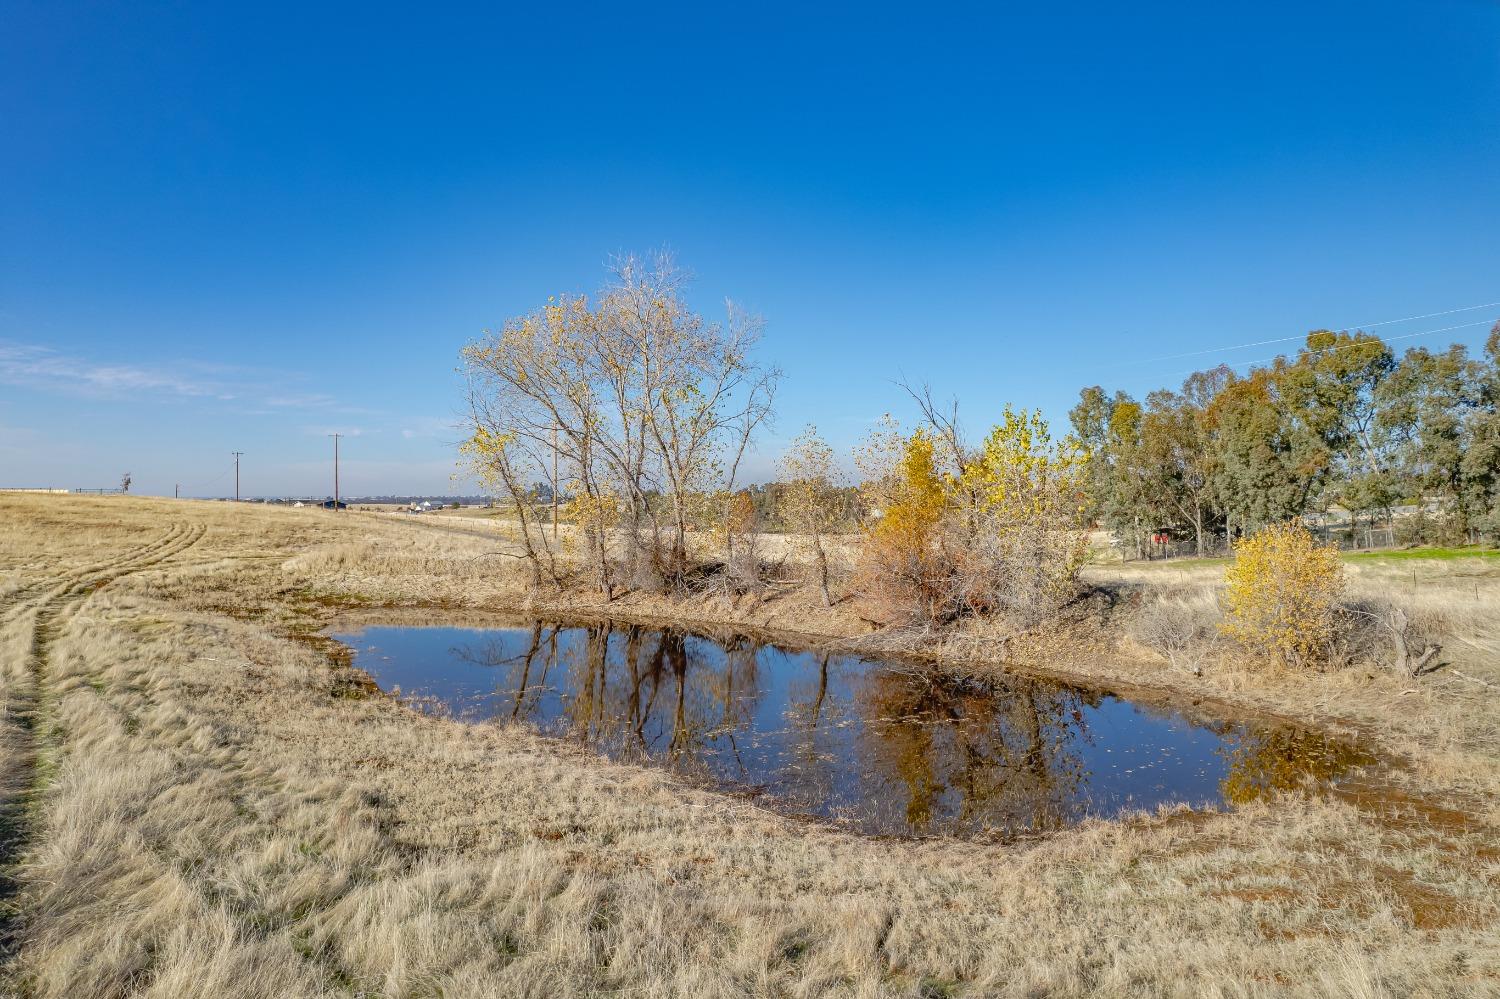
[353,621,1371,838]
[1216,727,1375,805]
[854,670,1094,834]
[446,625,1107,835]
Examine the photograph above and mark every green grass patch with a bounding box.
[1113,546,1498,571]
[1342,546,1499,562]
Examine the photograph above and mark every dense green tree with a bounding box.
[1070,387,1154,558]
[1465,325,1500,538]
[1277,331,1396,527]
[1205,369,1308,532]
[1137,365,1231,556]
[1378,344,1479,538]
[1203,332,1396,536]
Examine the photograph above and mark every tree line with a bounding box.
[1069,326,1500,557]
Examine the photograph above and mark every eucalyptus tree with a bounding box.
[1069,386,1153,558]
[1204,368,1307,533]
[1202,332,1392,534]
[1474,325,1500,537]
[1137,365,1231,556]
[1377,343,1479,536]
[1074,327,1499,551]
[1278,330,1396,530]
[1379,328,1500,541]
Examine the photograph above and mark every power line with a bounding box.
[177,462,235,497]
[1342,300,1500,332]
[1165,317,1497,379]
[1136,299,1500,365]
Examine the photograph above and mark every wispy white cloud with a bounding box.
[0,342,230,400]
[303,426,365,437]
[400,416,457,440]
[0,340,366,415]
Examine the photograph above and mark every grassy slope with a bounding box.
[0,495,1496,998]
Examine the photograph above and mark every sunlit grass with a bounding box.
[0,493,1496,997]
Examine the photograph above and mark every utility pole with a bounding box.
[329,433,342,512]
[175,483,179,499]
[551,424,559,542]
[232,451,243,502]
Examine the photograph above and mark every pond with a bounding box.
[330,619,1372,838]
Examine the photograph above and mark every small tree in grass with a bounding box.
[777,426,845,606]
[1222,520,1345,670]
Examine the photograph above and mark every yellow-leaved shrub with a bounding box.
[1222,521,1345,670]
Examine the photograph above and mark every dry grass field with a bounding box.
[0,494,1497,998]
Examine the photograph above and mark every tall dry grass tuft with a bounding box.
[1127,587,1221,675]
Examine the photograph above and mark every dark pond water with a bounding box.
[331,620,1372,838]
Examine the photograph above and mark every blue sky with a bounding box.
[3,2,1498,497]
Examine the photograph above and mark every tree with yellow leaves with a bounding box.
[461,252,779,596]
[565,486,620,598]
[954,406,1091,624]
[459,426,561,591]
[852,402,1089,628]
[855,426,950,624]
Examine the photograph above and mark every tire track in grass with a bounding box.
[0,522,205,984]
[0,523,195,626]
[6,520,371,995]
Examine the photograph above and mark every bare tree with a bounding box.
[603,254,779,583]
[777,425,845,606]
[461,251,779,594]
